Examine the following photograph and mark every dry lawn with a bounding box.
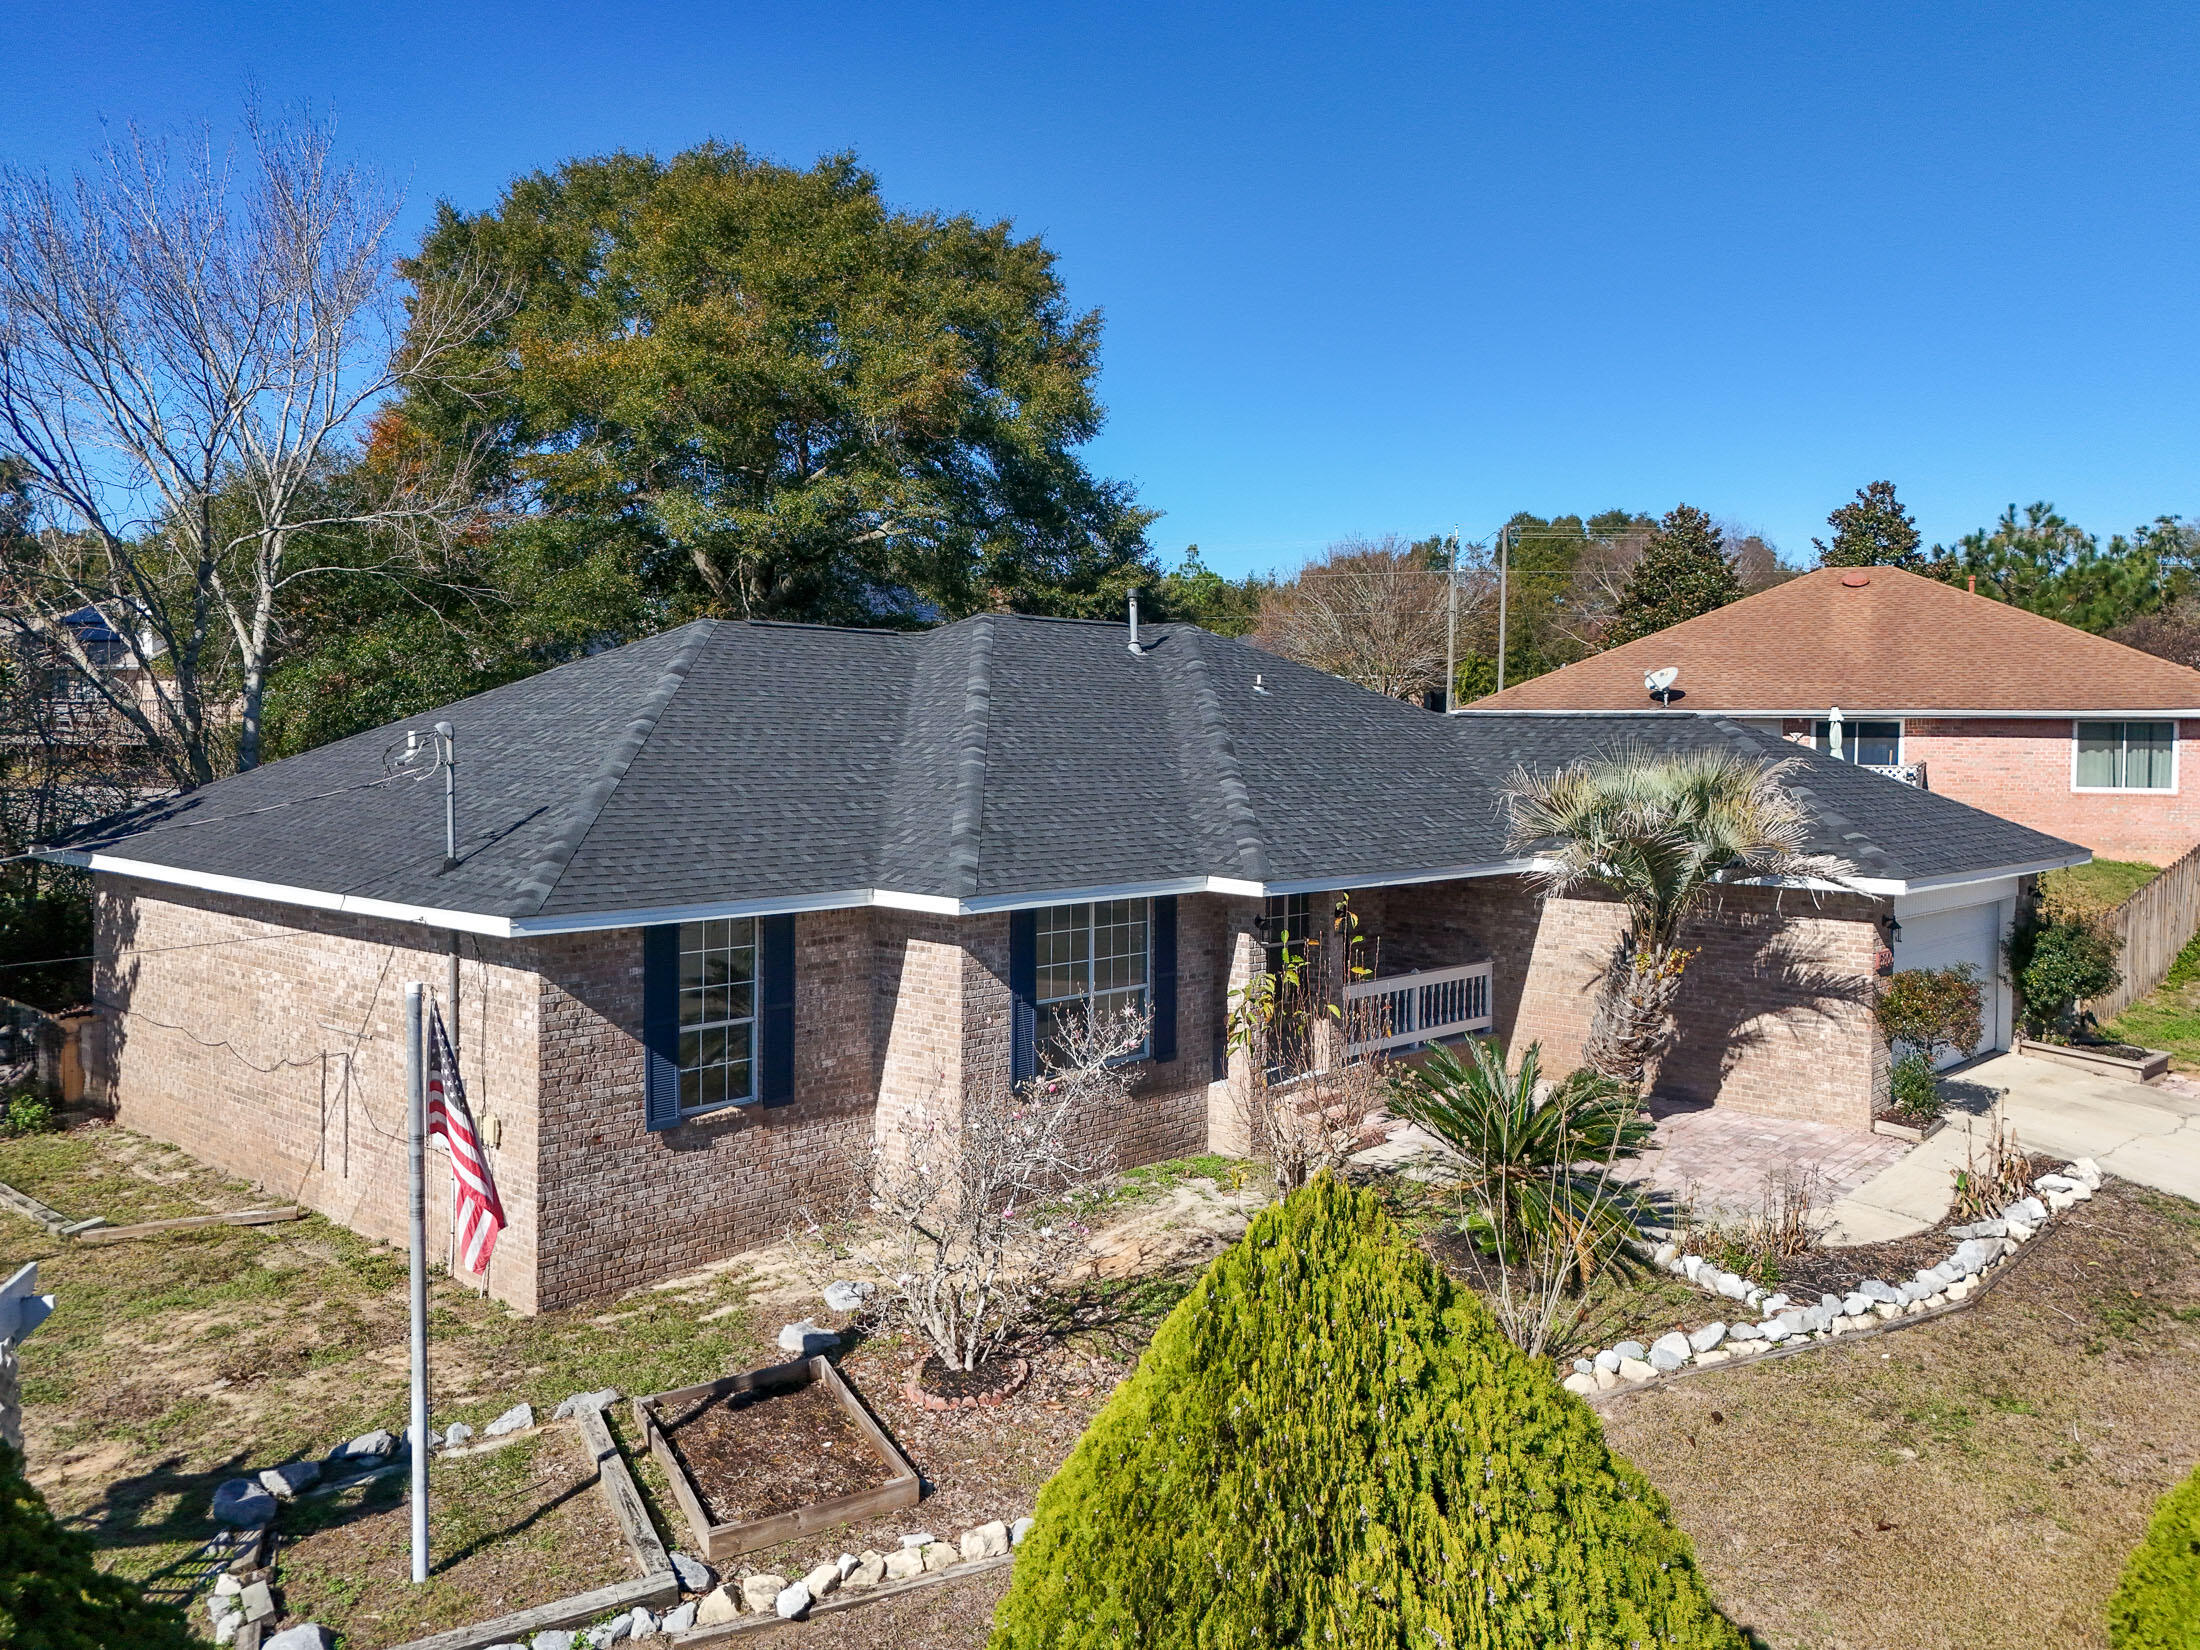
[1602,1178,2200,1649]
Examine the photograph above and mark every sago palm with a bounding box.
[1502,745,1849,1089]
[1391,1037,1652,1279]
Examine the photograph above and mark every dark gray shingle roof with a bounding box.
[50,616,2084,927]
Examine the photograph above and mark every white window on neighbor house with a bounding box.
[2074,721,2176,791]
[1035,898,1150,1056]
[677,917,757,1112]
[1813,719,1903,765]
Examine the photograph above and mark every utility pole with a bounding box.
[405,983,430,1584]
[1443,526,1459,713]
[1495,524,1511,694]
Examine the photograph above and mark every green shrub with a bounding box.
[989,1175,1746,1650]
[2009,914,2122,1038]
[1887,1052,1943,1124]
[2111,1462,2200,1648]
[1876,965,1983,1069]
[0,1091,56,1138]
[0,1441,194,1649]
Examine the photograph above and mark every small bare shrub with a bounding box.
[809,1004,1147,1373]
[1951,1101,2030,1223]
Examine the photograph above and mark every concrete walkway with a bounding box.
[1822,1051,2200,1243]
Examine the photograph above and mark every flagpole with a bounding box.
[405,982,430,1584]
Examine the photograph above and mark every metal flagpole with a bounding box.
[1443,527,1459,713]
[406,982,430,1584]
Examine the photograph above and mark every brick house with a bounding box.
[45,613,2080,1312]
[1469,564,2200,867]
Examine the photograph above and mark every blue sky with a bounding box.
[9,2,2196,577]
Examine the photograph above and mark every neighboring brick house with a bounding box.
[1468,564,2200,866]
[45,613,2081,1312]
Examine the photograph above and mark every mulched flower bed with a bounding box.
[1775,1153,2053,1299]
[662,1376,894,1527]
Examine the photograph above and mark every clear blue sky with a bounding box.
[10,2,2197,577]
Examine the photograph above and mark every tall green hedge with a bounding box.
[989,1175,1746,1650]
[0,1442,193,1650]
[2111,1462,2200,1648]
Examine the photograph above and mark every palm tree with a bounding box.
[1501,746,1849,1090]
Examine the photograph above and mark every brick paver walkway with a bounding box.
[1616,1100,1910,1214]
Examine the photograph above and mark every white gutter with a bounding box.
[1452,707,2200,720]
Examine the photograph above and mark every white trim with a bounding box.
[1255,859,1535,897]
[48,850,523,937]
[2070,717,2180,795]
[1453,706,2200,720]
[1843,854,2088,898]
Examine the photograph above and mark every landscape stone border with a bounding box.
[1558,1159,2103,1404]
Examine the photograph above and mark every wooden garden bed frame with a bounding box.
[634,1355,919,1562]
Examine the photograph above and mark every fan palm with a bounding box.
[1392,1038,1652,1279]
[1502,745,1850,1089]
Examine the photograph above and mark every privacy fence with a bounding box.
[2091,838,2200,1022]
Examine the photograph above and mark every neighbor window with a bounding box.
[678,917,757,1111]
[2075,721,2175,790]
[1035,899,1150,1056]
[1813,720,1902,765]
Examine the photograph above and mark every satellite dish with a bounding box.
[1646,666,1679,693]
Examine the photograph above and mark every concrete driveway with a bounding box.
[1822,1050,2200,1243]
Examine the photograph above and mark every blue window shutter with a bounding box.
[1150,895,1178,1063]
[641,924,681,1131]
[1008,910,1037,1085]
[758,914,796,1107]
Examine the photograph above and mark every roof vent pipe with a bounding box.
[1127,591,1143,655]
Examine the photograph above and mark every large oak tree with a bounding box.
[397,144,1157,627]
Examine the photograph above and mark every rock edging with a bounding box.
[1559,1159,2101,1402]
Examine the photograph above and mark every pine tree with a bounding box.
[0,1443,194,1650]
[1814,481,1923,569]
[988,1176,1746,1650]
[1605,504,1742,646]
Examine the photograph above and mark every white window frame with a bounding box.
[2070,719,2179,794]
[676,916,759,1116]
[1813,718,1904,766]
[1034,898,1152,1062]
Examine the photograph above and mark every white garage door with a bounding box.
[1891,903,2003,1066]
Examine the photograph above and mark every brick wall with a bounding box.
[1354,875,1887,1130]
[90,878,547,1310]
[1781,717,2200,864]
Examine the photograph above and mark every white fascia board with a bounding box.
[49,850,522,938]
[1257,859,1537,897]
[1453,706,2200,720]
[1841,853,2089,899]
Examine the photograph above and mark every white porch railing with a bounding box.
[1343,960,1494,1054]
[1862,760,1928,789]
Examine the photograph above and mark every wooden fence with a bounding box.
[2092,838,2200,1022]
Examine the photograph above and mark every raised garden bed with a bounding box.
[2016,1036,2169,1082]
[636,1354,918,1562]
[1870,1111,1946,1142]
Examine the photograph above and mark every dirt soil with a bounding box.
[1601,1177,2200,1650]
[270,1430,635,1650]
[1776,1155,2051,1299]
[662,1377,894,1526]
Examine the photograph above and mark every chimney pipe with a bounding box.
[1127,591,1143,655]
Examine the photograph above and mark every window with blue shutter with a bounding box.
[641,924,681,1131]
[1150,895,1178,1063]
[758,914,796,1107]
[1009,909,1037,1085]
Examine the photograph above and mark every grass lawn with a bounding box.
[2045,856,2163,911]
[2105,926,2200,1069]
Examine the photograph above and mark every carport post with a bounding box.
[406,982,429,1584]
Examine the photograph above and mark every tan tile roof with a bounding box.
[1467,565,2200,715]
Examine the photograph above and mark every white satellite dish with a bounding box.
[1645,666,1680,702]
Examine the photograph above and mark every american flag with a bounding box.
[426,1005,504,1275]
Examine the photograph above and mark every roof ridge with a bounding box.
[945,616,995,899]
[509,621,719,916]
[1175,631,1268,881]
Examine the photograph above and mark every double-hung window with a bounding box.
[1034,899,1150,1058]
[2075,721,2175,791]
[678,918,757,1112]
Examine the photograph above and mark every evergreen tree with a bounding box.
[1604,504,1742,646]
[989,1176,1746,1650]
[1813,480,1923,569]
[0,1443,193,1650]
[2109,1461,2200,1648]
